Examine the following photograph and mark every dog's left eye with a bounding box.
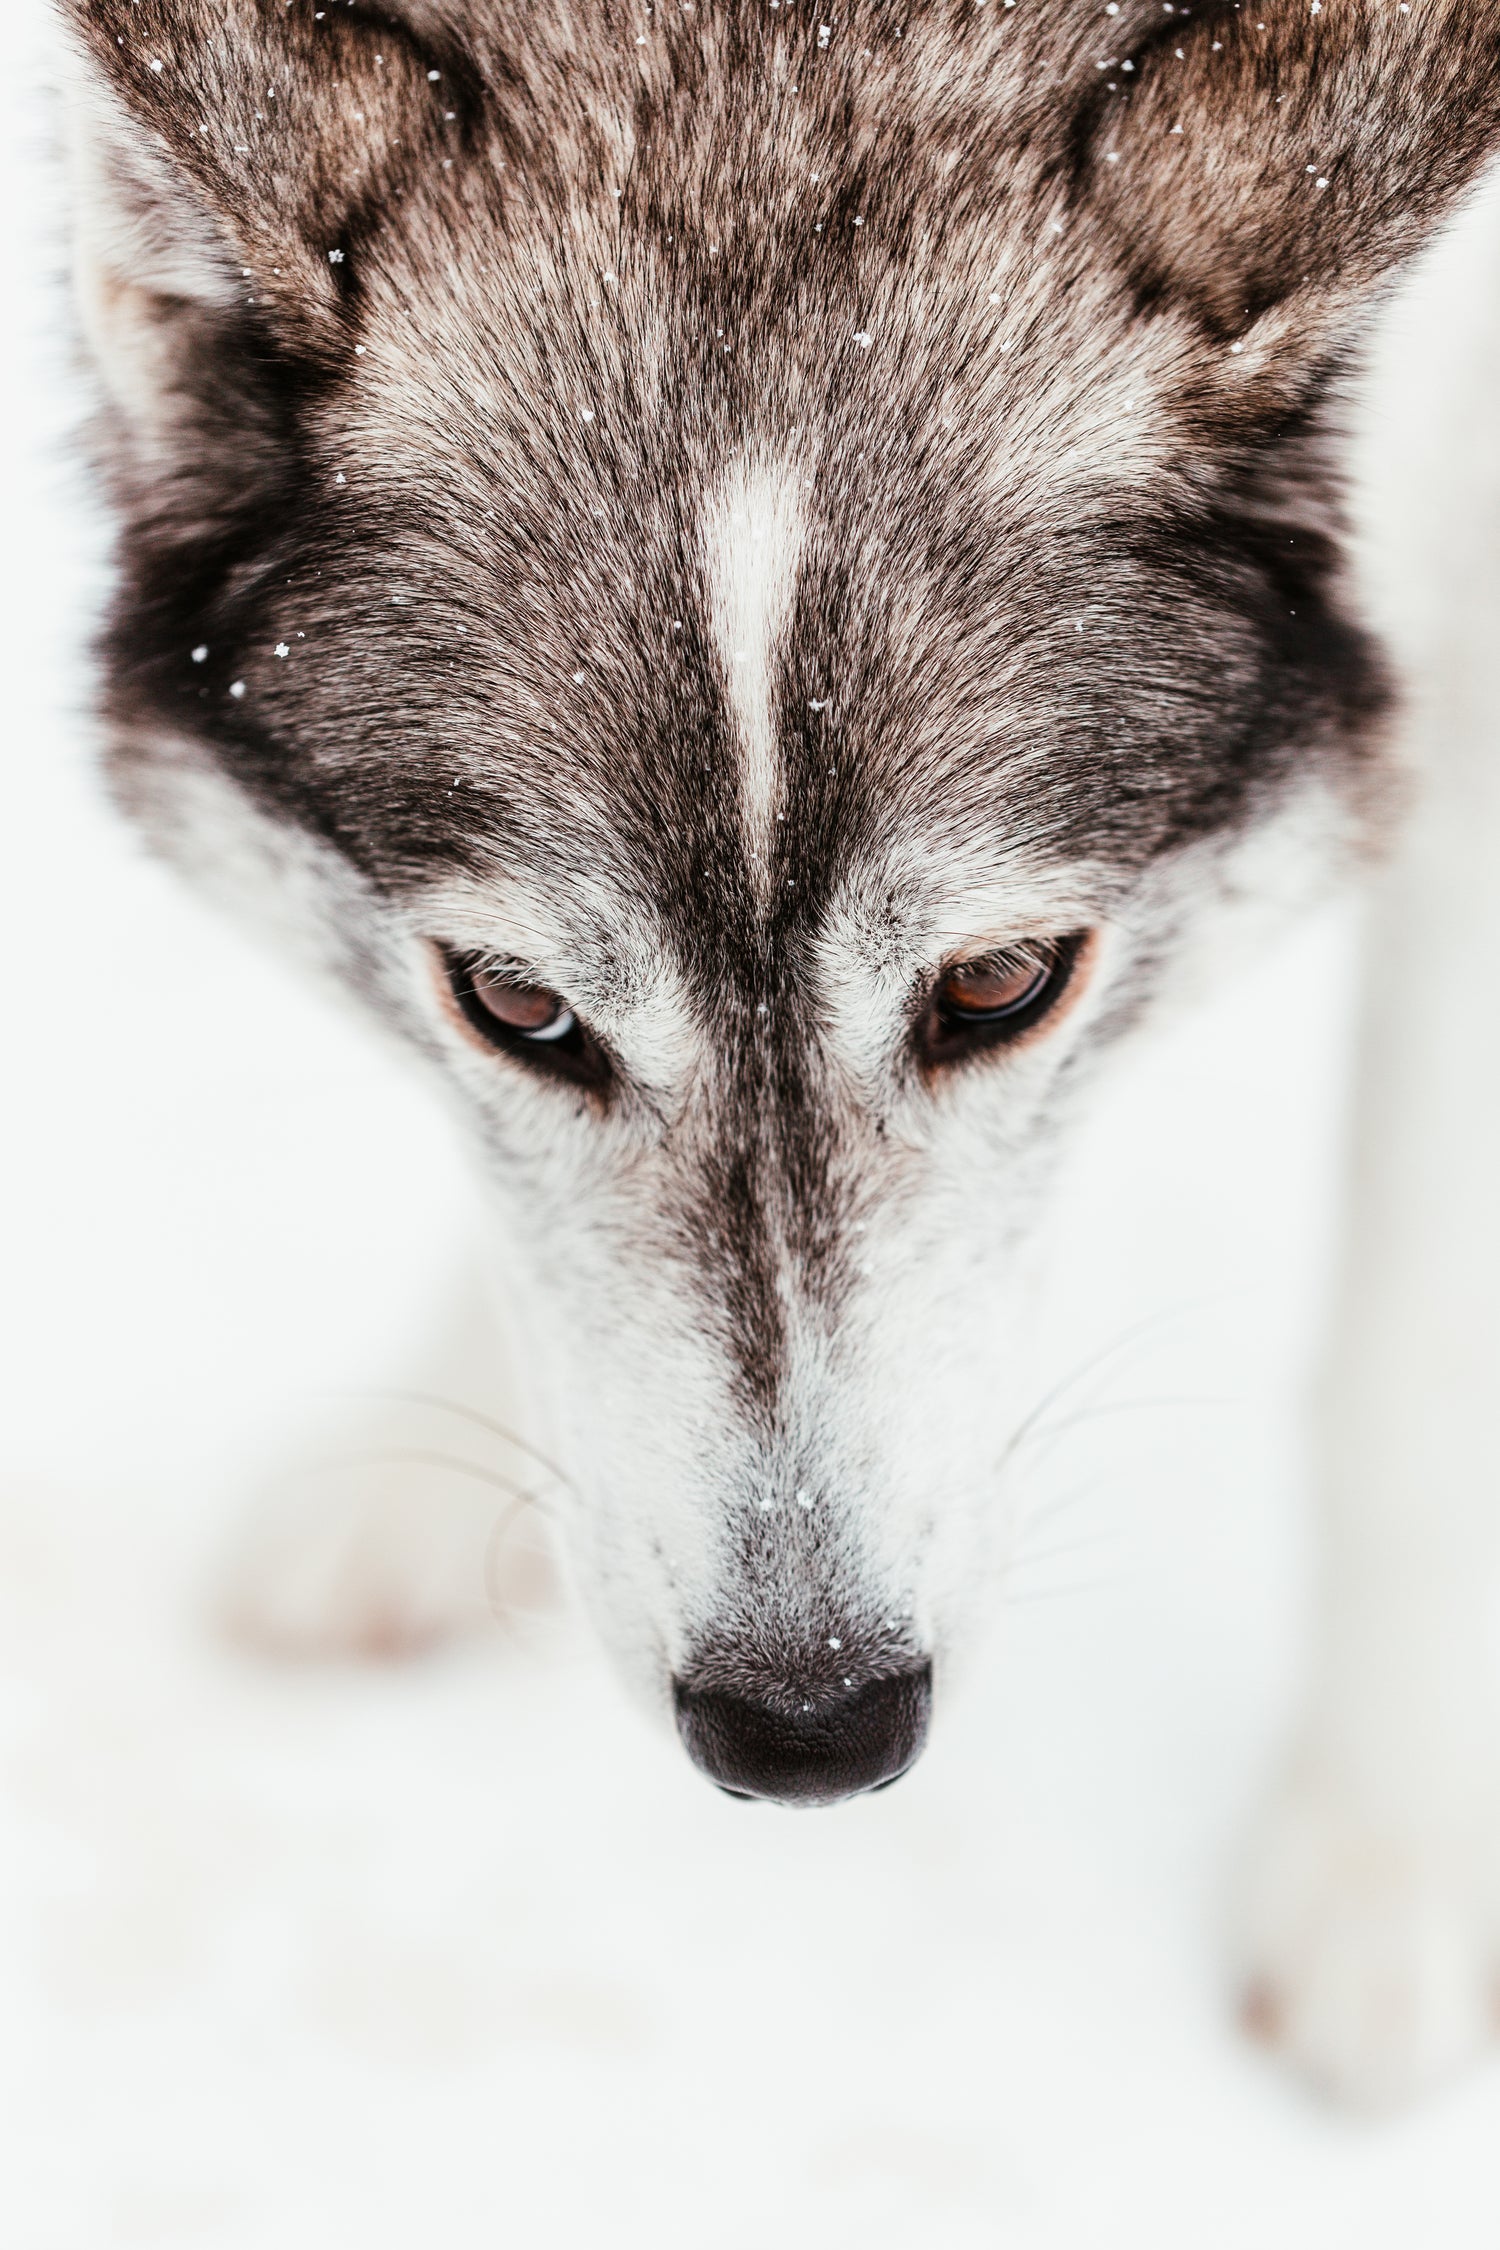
[921,934,1086,1065]
[440,948,609,1089]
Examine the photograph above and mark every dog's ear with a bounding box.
[60,1,455,500]
[1085,0,1500,378]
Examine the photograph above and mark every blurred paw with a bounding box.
[1235,1771,1500,2108]
[218,1457,556,1662]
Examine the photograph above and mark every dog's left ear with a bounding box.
[59,0,464,490]
[60,0,461,355]
[1086,0,1500,382]
[59,1,473,554]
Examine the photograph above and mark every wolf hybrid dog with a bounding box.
[59,0,1500,2103]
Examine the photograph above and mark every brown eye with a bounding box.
[468,965,576,1040]
[922,933,1086,1065]
[440,948,609,1090]
[941,952,1052,1018]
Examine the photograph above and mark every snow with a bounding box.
[5,10,1500,2247]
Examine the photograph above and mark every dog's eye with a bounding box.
[921,934,1086,1065]
[468,971,575,1040]
[440,948,609,1090]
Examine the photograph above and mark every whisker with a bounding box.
[993,1290,1243,1482]
[1003,1527,1127,1578]
[996,1398,1230,1570]
[307,1444,555,1516]
[309,1440,560,1626]
[482,1495,558,1626]
[999,1575,1121,1610]
[1004,1475,1116,1549]
[1014,1391,1233,1477]
[319,1388,573,1492]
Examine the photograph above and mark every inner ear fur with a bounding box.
[1084,0,1500,354]
[61,0,451,361]
[61,0,463,541]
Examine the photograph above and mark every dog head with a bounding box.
[63,0,1500,1800]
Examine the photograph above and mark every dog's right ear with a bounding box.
[1083,0,1500,394]
[59,1,457,529]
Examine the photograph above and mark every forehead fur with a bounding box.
[72,0,1500,971]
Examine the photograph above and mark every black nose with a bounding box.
[673,1662,932,1806]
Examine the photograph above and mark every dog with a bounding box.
[57,0,1500,2107]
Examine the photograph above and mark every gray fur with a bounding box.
[58,0,1500,1726]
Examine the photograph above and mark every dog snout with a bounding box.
[672,1660,932,1806]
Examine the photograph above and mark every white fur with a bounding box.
[1232,168,1500,2106]
[701,455,804,860]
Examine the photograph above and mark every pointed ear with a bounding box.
[1085,0,1500,372]
[60,1,455,471]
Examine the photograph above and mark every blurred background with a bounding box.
[5,5,1500,2244]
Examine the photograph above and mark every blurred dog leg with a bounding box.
[220,1265,562,1660]
[1237,176,1500,2107]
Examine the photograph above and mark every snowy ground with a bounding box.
[6,12,1500,2246]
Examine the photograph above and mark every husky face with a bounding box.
[64,0,1500,1795]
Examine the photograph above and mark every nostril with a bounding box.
[672,1662,932,1806]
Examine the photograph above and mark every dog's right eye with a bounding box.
[439,948,610,1091]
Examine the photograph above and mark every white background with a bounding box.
[4,7,1500,2244]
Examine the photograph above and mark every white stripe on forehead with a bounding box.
[701,456,805,863]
